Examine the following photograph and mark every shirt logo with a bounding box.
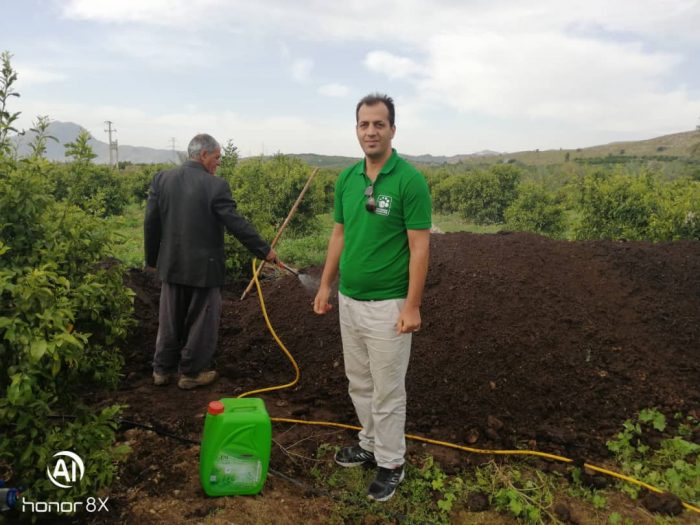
[375,195,392,216]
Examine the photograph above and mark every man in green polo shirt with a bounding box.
[313,93,432,501]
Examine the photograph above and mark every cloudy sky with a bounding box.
[3,0,700,156]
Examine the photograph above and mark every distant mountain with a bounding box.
[288,150,503,169]
[10,121,700,167]
[11,121,183,164]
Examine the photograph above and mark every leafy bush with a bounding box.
[221,154,326,277]
[607,409,700,505]
[43,161,130,217]
[574,169,700,241]
[121,164,174,204]
[648,178,700,241]
[430,174,471,214]
[457,165,521,225]
[505,183,566,237]
[0,161,133,506]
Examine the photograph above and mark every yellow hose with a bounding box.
[242,259,700,515]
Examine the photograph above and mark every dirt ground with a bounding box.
[87,232,699,524]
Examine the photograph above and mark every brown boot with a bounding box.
[177,370,219,390]
[152,372,173,386]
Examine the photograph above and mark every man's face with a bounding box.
[200,148,222,175]
[356,103,395,160]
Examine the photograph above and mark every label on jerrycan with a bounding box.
[210,452,262,487]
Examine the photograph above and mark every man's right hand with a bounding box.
[265,248,280,265]
[313,285,333,314]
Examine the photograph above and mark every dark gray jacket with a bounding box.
[144,160,270,287]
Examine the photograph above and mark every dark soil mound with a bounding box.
[118,232,700,462]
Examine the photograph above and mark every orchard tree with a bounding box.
[65,129,97,164]
[28,115,58,159]
[218,138,239,178]
[0,50,21,157]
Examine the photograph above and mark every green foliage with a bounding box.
[505,183,567,237]
[458,165,521,225]
[105,202,146,268]
[607,409,700,505]
[429,173,471,214]
[0,51,21,158]
[472,461,556,524]
[416,455,465,514]
[310,448,466,525]
[648,178,700,240]
[574,169,700,241]
[27,115,58,159]
[608,511,634,525]
[121,163,173,204]
[218,138,239,176]
[64,130,97,165]
[49,162,130,217]
[0,162,134,505]
[575,170,660,240]
[222,154,325,277]
[425,164,521,224]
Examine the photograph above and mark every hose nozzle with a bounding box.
[278,261,300,277]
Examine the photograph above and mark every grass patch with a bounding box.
[307,411,700,524]
[106,201,145,268]
[432,212,503,234]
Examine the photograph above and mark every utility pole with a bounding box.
[104,120,118,168]
[169,137,178,163]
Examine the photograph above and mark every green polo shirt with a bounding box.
[334,149,432,300]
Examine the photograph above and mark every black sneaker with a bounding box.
[334,445,375,467]
[367,466,405,502]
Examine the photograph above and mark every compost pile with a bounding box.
[120,231,699,464]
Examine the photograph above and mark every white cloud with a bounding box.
[291,58,314,83]
[317,83,349,98]
[14,66,67,86]
[39,1,700,153]
[60,1,700,44]
[418,32,682,121]
[61,0,224,26]
[364,51,423,80]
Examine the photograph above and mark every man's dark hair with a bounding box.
[356,93,395,127]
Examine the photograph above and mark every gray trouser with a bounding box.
[153,282,222,376]
[338,292,412,469]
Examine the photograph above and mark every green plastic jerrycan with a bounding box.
[200,398,271,496]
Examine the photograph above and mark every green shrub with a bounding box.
[459,165,521,224]
[574,170,660,240]
[121,164,173,204]
[574,169,700,241]
[222,154,326,277]
[0,161,133,506]
[430,174,470,214]
[47,162,130,217]
[648,178,700,241]
[505,183,566,237]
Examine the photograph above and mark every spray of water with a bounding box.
[297,273,320,293]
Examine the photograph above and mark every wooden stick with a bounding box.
[240,167,319,300]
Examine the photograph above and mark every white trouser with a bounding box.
[338,292,412,469]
